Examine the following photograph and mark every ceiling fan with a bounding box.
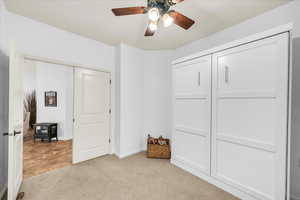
[112,0,195,36]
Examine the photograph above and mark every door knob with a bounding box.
[14,131,21,136]
[2,132,13,136]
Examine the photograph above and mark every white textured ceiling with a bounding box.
[4,0,290,50]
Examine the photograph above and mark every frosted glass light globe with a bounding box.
[163,13,174,27]
[148,7,160,21]
[149,21,158,31]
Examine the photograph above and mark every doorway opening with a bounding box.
[23,59,73,178]
[22,56,112,179]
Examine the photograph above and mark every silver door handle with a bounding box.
[198,72,201,86]
[225,66,229,83]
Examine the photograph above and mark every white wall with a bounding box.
[115,44,172,157]
[35,61,74,140]
[0,1,8,196]
[0,0,7,54]
[117,44,145,158]
[0,51,8,197]
[23,59,36,94]
[291,38,300,200]
[174,0,300,59]
[23,59,74,140]
[142,50,172,150]
[5,12,115,70]
[114,45,121,156]
[3,9,117,150]
[173,1,300,199]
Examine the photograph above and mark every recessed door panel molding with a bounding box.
[173,130,209,174]
[212,33,289,200]
[173,56,211,98]
[175,99,210,132]
[173,55,212,176]
[73,68,111,164]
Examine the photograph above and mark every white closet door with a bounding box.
[73,68,111,164]
[173,55,211,175]
[211,33,289,200]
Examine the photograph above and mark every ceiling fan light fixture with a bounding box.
[162,13,174,27]
[149,21,158,31]
[148,7,160,21]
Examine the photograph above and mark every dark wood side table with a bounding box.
[33,123,58,142]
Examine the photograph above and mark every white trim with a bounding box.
[216,134,276,153]
[171,158,258,200]
[213,173,272,200]
[175,94,208,99]
[57,137,72,141]
[117,149,142,159]
[173,155,209,175]
[22,54,111,73]
[175,126,208,137]
[172,23,293,65]
[286,30,293,200]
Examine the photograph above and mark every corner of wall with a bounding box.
[0,0,8,55]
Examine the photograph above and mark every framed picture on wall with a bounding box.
[45,91,57,107]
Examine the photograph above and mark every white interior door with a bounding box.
[73,68,110,164]
[7,42,23,200]
[173,55,212,175]
[211,33,289,200]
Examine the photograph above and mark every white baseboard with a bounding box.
[171,158,257,200]
[57,137,72,141]
[291,194,300,200]
[117,149,142,159]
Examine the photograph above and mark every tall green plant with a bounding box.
[24,90,37,128]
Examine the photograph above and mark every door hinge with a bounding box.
[73,118,75,123]
[109,138,111,143]
[109,79,112,84]
[109,109,111,114]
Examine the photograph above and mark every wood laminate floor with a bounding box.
[23,139,72,178]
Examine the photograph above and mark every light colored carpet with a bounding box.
[20,152,239,200]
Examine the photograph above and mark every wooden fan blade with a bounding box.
[112,7,146,16]
[169,11,195,30]
[145,22,156,37]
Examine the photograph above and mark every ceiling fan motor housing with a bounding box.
[147,0,174,15]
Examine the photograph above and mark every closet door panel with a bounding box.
[175,99,210,132]
[216,140,275,198]
[173,55,211,175]
[217,98,277,144]
[217,39,281,93]
[212,33,289,200]
[174,57,210,97]
[173,130,209,173]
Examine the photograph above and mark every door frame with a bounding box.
[8,41,24,200]
[20,53,114,162]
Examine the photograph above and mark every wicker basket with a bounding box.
[147,135,171,159]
